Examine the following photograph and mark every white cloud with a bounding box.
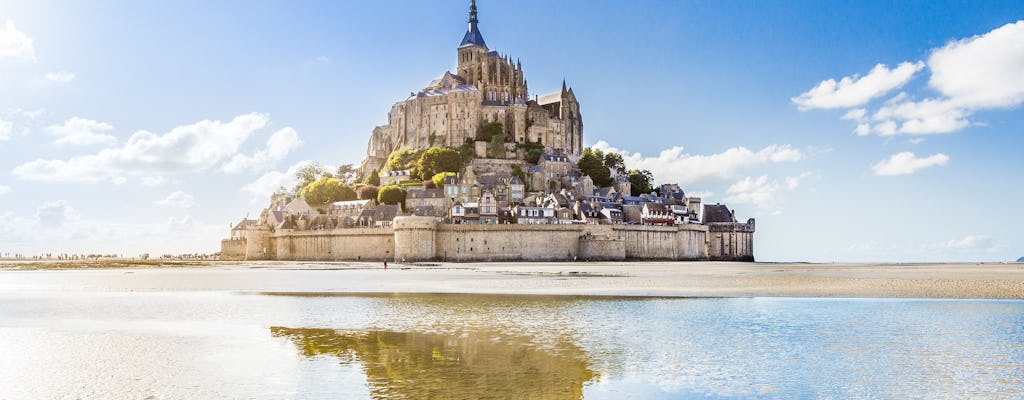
[928,21,1024,109]
[871,152,949,176]
[784,172,813,190]
[724,176,779,208]
[0,185,10,195]
[221,127,302,173]
[13,113,272,183]
[792,62,924,110]
[44,70,75,83]
[801,21,1024,136]
[0,20,35,61]
[154,191,195,208]
[591,141,803,185]
[47,117,117,146]
[242,160,317,201]
[0,119,12,141]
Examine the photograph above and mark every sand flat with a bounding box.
[0,261,1022,299]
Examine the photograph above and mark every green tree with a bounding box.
[300,176,356,205]
[457,142,475,163]
[377,185,407,206]
[294,163,332,192]
[511,165,526,184]
[432,172,457,190]
[417,147,463,178]
[363,169,380,186]
[578,147,611,187]
[603,152,625,174]
[475,122,504,141]
[335,164,358,184]
[488,134,505,158]
[357,185,379,201]
[627,169,654,196]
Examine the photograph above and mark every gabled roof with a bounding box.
[703,204,736,223]
[644,203,668,213]
[374,204,400,222]
[232,219,257,231]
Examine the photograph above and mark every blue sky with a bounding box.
[1,0,1022,261]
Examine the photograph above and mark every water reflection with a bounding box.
[271,327,597,399]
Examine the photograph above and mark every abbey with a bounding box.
[360,0,583,176]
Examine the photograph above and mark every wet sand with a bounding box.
[2,260,1022,299]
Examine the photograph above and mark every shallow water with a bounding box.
[0,291,1022,399]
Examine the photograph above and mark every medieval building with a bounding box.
[360,0,584,176]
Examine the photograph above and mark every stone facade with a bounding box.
[359,0,583,177]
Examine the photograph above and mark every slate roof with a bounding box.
[373,204,400,222]
[460,24,486,47]
[703,204,736,224]
[232,219,257,231]
[408,188,442,199]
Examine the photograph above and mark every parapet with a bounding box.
[392,216,439,231]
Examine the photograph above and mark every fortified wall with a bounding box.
[222,216,754,262]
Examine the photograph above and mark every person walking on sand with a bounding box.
[384,259,388,270]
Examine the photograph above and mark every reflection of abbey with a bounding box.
[221,1,756,263]
[359,0,582,177]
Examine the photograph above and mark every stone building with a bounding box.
[360,0,583,176]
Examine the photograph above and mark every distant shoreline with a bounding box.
[1,261,1022,300]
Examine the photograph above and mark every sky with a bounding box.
[0,0,1022,262]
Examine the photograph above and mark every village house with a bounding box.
[406,187,446,210]
[331,199,376,218]
[379,169,413,186]
[479,190,498,224]
[642,202,675,226]
[512,205,554,224]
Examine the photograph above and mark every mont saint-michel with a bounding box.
[220,1,754,262]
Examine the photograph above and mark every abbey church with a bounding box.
[360,0,584,176]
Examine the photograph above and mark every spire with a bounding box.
[460,0,486,47]
[561,79,567,94]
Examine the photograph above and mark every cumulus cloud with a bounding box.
[44,71,75,83]
[871,152,949,176]
[221,127,302,173]
[241,160,321,201]
[800,21,1024,136]
[47,117,117,146]
[792,62,924,110]
[13,113,273,183]
[928,21,1024,109]
[591,141,803,185]
[723,176,780,208]
[0,20,35,61]
[153,191,195,208]
[784,172,814,190]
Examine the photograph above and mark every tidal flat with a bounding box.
[2,262,1023,398]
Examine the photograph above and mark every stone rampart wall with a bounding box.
[220,239,246,260]
[269,228,395,261]
[225,217,753,262]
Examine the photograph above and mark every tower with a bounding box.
[457,0,488,84]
